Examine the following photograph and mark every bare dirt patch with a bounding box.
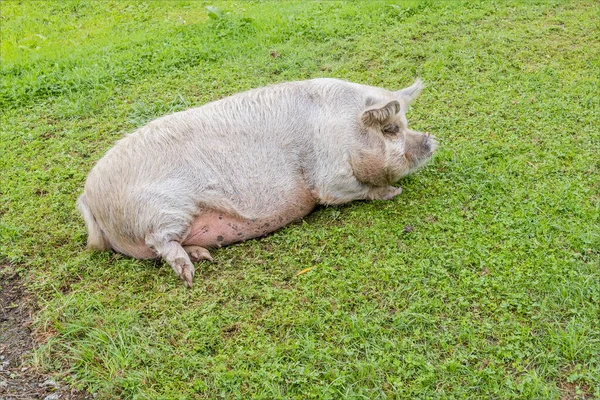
[559,379,594,400]
[0,265,91,400]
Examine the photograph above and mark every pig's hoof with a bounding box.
[183,246,213,262]
[383,186,402,200]
[377,186,402,200]
[366,185,403,201]
[173,256,195,288]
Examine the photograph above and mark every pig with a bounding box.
[77,78,437,287]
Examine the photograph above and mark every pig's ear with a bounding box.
[395,79,424,104]
[361,100,400,126]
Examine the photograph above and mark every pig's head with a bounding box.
[356,79,437,185]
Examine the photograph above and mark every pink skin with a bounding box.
[183,210,309,248]
[184,186,318,248]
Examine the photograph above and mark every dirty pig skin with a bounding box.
[78,79,437,287]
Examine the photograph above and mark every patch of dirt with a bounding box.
[0,265,92,400]
[558,379,594,400]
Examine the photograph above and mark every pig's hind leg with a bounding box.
[145,235,195,288]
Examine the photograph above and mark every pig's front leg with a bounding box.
[365,185,402,201]
[313,183,402,205]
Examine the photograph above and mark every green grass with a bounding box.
[1,0,599,398]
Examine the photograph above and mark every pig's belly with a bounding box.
[183,201,316,248]
[184,186,317,249]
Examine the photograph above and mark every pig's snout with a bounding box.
[421,132,438,155]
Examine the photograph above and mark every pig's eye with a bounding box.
[382,124,400,136]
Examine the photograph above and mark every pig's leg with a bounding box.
[183,245,213,262]
[314,184,401,204]
[365,185,402,200]
[146,236,195,288]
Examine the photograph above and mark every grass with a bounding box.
[1,0,599,398]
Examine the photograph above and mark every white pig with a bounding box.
[78,78,437,287]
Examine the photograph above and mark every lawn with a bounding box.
[1,0,599,398]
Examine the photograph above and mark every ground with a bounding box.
[1,1,599,399]
[0,265,91,399]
